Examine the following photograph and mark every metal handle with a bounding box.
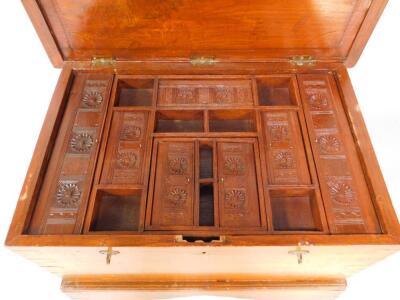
[99,247,120,265]
[288,242,310,264]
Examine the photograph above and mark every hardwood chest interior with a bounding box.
[7,0,400,299]
[23,72,383,237]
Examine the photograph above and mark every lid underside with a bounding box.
[26,0,387,67]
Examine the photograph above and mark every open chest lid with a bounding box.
[23,0,387,68]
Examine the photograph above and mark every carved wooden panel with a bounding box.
[100,111,148,184]
[298,74,380,234]
[151,141,195,227]
[262,111,311,185]
[28,74,113,234]
[217,142,261,227]
[158,80,253,107]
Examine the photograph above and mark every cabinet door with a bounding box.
[217,141,261,228]
[100,111,148,184]
[151,141,195,227]
[262,111,311,185]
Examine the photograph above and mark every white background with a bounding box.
[0,1,399,299]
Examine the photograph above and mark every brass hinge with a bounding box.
[91,57,116,67]
[289,55,316,67]
[190,56,217,66]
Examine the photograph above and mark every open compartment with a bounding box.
[89,189,142,232]
[270,189,322,232]
[115,79,154,107]
[199,143,213,179]
[209,110,256,132]
[256,77,297,106]
[199,184,215,227]
[155,110,204,132]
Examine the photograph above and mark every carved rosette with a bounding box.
[224,156,245,175]
[56,182,81,208]
[116,151,138,169]
[327,178,354,205]
[317,135,341,154]
[176,87,196,104]
[166,188,188,208]
[120,125,142,140]
[273,150,295,169]
[269,125,289,142]
[82,90,103,108]
[70,132,94,153]
[224,189,246,209]
[168,157,188,175]
[214,87,233,103]
[307,89,329,110]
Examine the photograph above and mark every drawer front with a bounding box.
[27,74,113,234]
[100,111,149,184]
[157,79,254,107]
[262,111,311,185]
[298,74,381,234]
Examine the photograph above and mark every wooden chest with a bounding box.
[7,1,400,299]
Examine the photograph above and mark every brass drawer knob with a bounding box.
[99,247,120,265]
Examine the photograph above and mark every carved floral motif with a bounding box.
[214,87,233,103]
[270,125,289,142]
[307,89,329,110]
[70,132,94,153]
[168,157,188,175]
[318,135,341,154]
[116,151,138,169]
[273,150,295,169]
[120,125,141,140]
[224,189,246,209]
[176,87,196,103]
[327,178,354,205]
[167,188,188,208]
[224,156,245,175]
[82,91,103,108]
[56,182,81,208]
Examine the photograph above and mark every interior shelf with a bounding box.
[155,110,204,132]
[116,79,154,107]
[90,189,142,232]
[209,110,256,132]
[256,77,297,106]
[270,189,322,232]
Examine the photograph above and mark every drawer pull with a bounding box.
[288,242,310,264]
[99,247,120,265]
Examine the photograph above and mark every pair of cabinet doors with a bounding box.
[146,138,266,231]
